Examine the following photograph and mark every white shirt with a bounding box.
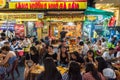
[23,39,31,47]
[102,51,115,60]
[0,40,7,48]
[117,51,120,58]
[102,42,107,48]
[116,52,120,63]
[82,44,89,56]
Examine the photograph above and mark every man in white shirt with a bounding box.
[79,41,89,56]
[102,48,115,60]
[23,37,31,47]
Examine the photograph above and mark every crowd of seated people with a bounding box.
[0,34,119,80]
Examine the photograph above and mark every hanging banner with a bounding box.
[0,0,6,8]
[9,1,87,10]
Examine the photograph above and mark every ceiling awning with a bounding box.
[85,7,114,17]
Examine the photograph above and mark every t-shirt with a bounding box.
[102,52,115,60]
[26,53,39,64]
[102,42,107,48]
[83,72,105,80]
[44,52,57,60]
[116,52,120,63]
[117,51,120,58]
[115,46,120,52]
[81,44,89,56]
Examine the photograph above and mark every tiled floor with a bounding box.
[5,66,24,80]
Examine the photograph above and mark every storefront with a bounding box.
[95,0,120,38]
[0,0,87,41]
[83,7,113,39]
[0,13,44,39]
[44,14,84,41]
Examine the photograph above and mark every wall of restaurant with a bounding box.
[95,0,120,26]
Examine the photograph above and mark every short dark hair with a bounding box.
[62,27,65,30]
[4,41,9,45]
[11,38,16,42]
[101,38,106,42]
[109,48,114,50]
[48,45,54,49]
[77,37,81,40]
[1,46,10,51]
[79,41,84,46]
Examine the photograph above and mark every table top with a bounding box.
[30,65,68,75]
[112,63,120,70]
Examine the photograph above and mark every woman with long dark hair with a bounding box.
[24,46,39,80]
[37,57,62,80]
[57,46,70,66]
[84,50,95,63]
[62,61,82,80]
[83,63,105,80]
[95,56,116,80]
[95,56,108,73]
[25,46,39,64]
[70,51,84,64]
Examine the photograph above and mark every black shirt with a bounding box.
[37,71,62,80]
[26,53,39,64]
[71,57,84,64]
[44,52,57,60]
[60,31,67,39]
[60,52,69,65]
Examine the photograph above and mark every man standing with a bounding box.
[60,28,67,40]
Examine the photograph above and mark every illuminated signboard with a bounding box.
[9,0,87,10]
[10,0,30,2]
[0,13,44,21]
[0,0,6,8]
[10,0,86,1]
